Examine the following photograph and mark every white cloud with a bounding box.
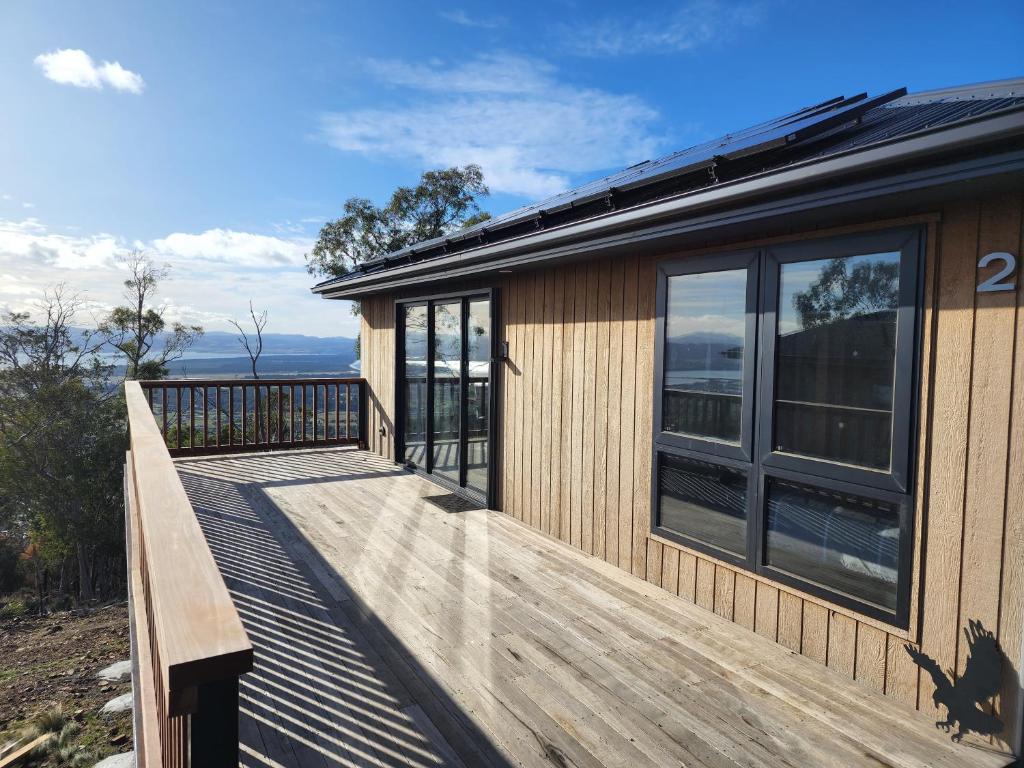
[34,49,145,93]
[439,9,505,29]
[22,202,34,209]
[366,54,553,95]
[321,54,664,198]
[0,218,356,336]
[560,1,763,57]
[96,61,146,94]
[152,229,309,268]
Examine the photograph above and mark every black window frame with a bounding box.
[651,227,923,628]
[652,251,760,569]
[654,251,760,463]
[758,228,921,493]
[395,288,499,509]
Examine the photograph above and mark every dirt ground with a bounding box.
[0,601,132,764]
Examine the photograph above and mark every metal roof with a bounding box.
[314,78,1024,295]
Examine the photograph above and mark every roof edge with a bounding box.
[314,100,1024,299]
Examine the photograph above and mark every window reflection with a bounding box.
[775,252,899,469]
[663,269,747,442]
[466,300,490,494]
[658,453,747,555]
[403,305,428,466]
[766,478,900,610]
[432,302,462,482]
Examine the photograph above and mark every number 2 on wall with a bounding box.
[977,252,1017,293]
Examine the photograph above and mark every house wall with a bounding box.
[360,189,1024,752]
[360,295,395,461]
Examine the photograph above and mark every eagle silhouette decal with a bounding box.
[904,620,1003,743]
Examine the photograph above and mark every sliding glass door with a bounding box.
[398,292,495,503]
[466,299,491,495]
[432,301,462,484]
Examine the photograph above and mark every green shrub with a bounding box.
[0,598,28,618]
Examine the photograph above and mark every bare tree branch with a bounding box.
[229,301,268,380]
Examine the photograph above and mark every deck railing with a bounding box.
[139,377,366,456]
[124,380,254,766]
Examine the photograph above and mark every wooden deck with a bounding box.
[175,447,1010,768]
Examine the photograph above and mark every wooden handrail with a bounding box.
[125,380,253,766]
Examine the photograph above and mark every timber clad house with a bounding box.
[125,78,1024,766]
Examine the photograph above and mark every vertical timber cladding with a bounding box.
[491,190,1024,751]
[359,294,395,460]
[353,191,1024,750]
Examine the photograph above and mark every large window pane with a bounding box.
[432,302,461,482]
[766,478,900,611]
[663,269,747,442]
[658,453,747,555]
[466,299,490,494]
[403,305,428,466]
[775,252,900,469]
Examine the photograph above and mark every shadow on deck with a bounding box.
[175,447,1011,768]
[178,449,503,768]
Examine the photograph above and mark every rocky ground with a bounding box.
[0,601,132,765]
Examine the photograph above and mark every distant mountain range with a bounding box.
[182,330,357,357]
[666,331,744,371]
[73,328,356,357]
[72,328,359,379]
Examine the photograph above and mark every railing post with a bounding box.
[358,379,367,449]
[190,678,240,767]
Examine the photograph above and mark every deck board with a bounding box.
[176,447,1008,768]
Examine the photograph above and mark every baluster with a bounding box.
[301,385,307,442]
[288,385,294,443]
[312,384,318,441]
[347,383,353,440]
[215,387,221,447]
[277,385,283,445]
[161,387,168,442]
[189,387,195,450]
[254,383,260,446]
[175,386,182,450]
[334,383,340,441]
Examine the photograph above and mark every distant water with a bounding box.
[106,354,359,380]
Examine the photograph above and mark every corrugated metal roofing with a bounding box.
[315,78,1024,290]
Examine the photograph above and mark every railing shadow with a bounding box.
[176,448,511,768]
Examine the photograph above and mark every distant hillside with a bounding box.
[72,327,359,379]
[666,332,744,371]
[72,327,356,357]
[180,330,357,357]
[164,355,358,378]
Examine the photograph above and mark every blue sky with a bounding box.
[1,1,1021,337]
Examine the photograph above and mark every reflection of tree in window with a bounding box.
[433,303,460,369]
[792,257,898,328]
[777,254,900,469]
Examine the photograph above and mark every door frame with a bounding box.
[394,287,500,509]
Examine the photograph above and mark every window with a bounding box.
[652,229,921,626]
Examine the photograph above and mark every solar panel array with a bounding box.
[316,80,1024,287]
[353,89,906,269]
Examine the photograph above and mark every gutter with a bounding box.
[314,106,1024,299]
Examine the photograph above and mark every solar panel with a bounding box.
[356,88,909,269]
[454,90,903,232]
